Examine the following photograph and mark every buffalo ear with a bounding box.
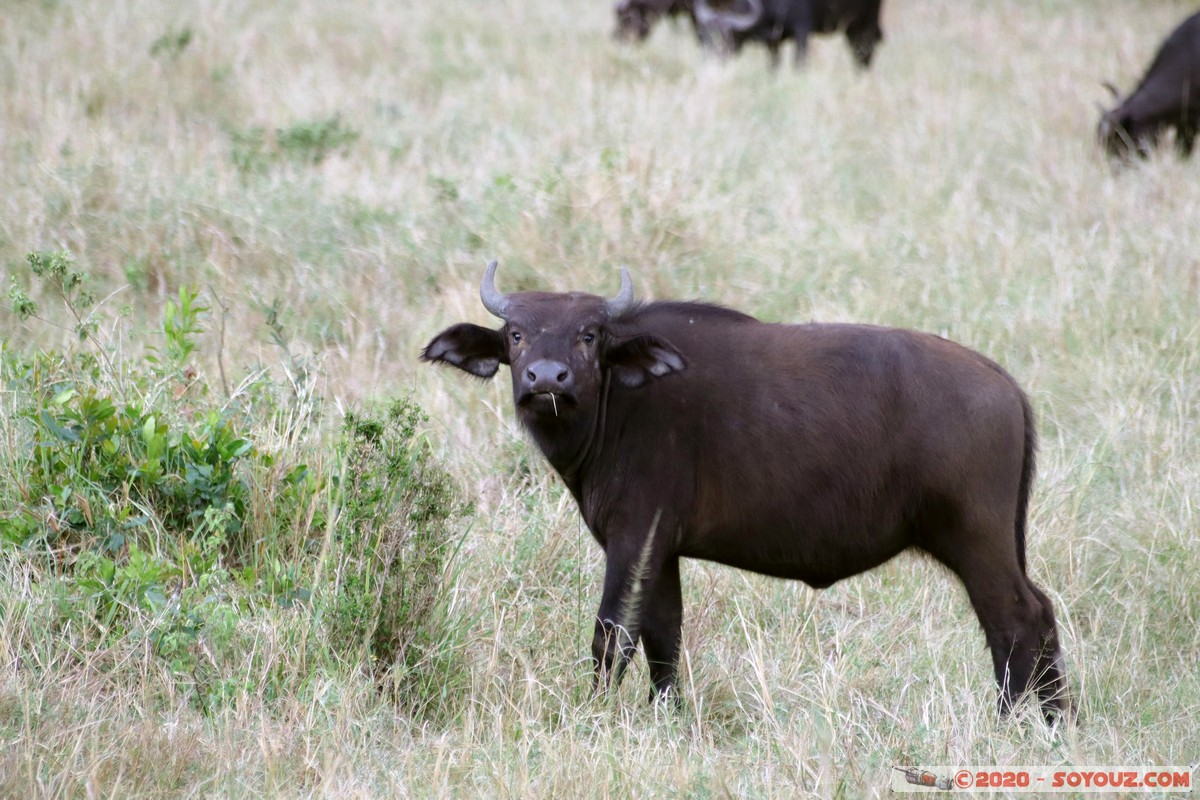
[604,334,686,388]
[421,323,507,379]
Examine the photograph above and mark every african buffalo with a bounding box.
[694,0,884,68]
[422,263,1070,721]
[1099,11,1200,159]
[614,0,698,43]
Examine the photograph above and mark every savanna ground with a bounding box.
[1,0,1198,796]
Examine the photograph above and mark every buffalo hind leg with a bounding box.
[956,563,1069,722]
[1025,581,1072,717]
[923,518,1070,723]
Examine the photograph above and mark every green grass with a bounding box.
[2,0,1198,796]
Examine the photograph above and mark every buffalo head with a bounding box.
[615,0,702,43]
[1097,83,1157,160]
[422,262,685,458]
[1098,109,1146,159]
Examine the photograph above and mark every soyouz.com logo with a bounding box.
[890,765,1194,793]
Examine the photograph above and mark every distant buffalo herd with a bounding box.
[615,0,883,69]
[614,0,1200,161]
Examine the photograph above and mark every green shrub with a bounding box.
[229,115,359,174]
[148,26,193,59]
[2,251,469,717]
[276,116,359,164]
[325,399,471,711]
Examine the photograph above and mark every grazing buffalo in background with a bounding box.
[694,0,884,68]
[614,0,698,43]
[422,262,1071,721]
[1099,11,1200,159]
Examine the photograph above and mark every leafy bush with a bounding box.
[2,250,469,716]
[276,116,359,164]
[230,115,360,174]
[325,399,471,709]
[148,26,194,59]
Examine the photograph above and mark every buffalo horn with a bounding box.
[696,0,763,33]
[694,0,718,29]
[479,260,511,319]
[606,267,635,318]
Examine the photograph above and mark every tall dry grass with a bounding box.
[1,0,1198,796]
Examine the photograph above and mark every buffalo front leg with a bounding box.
[1176,122,1196,157]
[791,31,810,67]
[788,12,813,68]
[767,39,782,70]
[640,557,683,703]
[590,515,673,697]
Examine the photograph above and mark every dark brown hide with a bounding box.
[422,265,1070,721]
[1099,11,1200,159]
[696,0,885,68]
[614,0,698,43]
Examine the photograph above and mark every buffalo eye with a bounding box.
[582,332,595,346]
[510,331,522,344]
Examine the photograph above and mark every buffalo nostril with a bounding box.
[526,360,570,391]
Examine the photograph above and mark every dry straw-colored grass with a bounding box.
[2,0,1198,796]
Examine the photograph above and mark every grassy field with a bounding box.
[1,0,1198,796]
